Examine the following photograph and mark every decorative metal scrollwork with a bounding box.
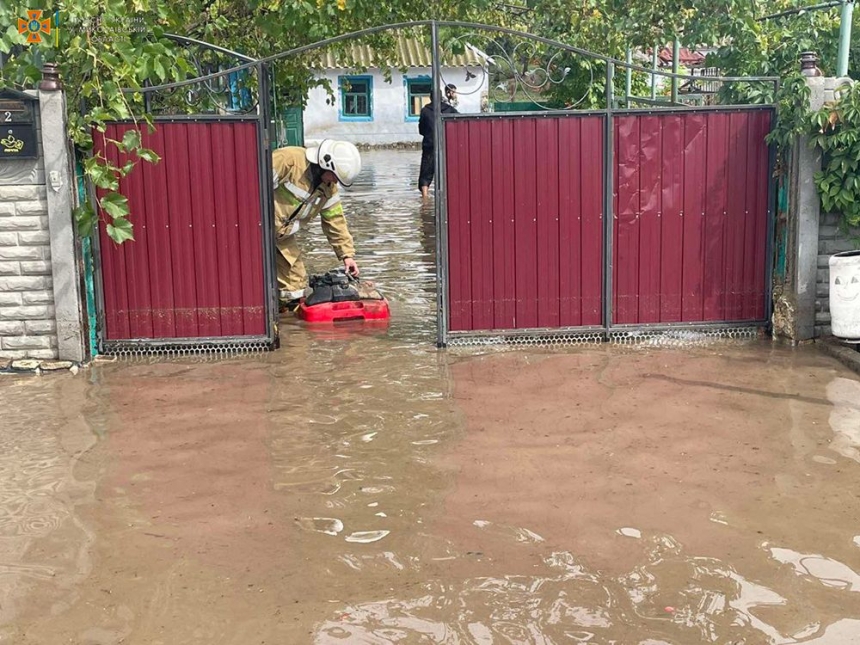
[440,32,595,111]
[145,39,261,116]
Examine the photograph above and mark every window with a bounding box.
[406,77,432,120]
[339,75,373,121]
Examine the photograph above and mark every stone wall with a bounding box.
[0,99,57,359]
[816,213,860,337]
[0,87,84,363]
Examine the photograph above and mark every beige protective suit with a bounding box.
[272,147,356,299]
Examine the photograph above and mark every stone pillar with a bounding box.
[0,68,85,364]
[0,92,55,360]
[774,53,853,341]
[39,70,85,363]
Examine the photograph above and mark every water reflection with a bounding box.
[826,377,860,463]
[0,377,95,627]
[315,531,860,644]
[3,151,860,644]
[297,149,437,345]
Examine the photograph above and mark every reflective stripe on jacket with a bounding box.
[272,146,355,260]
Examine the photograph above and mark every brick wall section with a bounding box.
[0,184,57,359]
[816,213,860,337]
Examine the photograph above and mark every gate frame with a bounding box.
[88,45,279,354]
[431,23,779,347]
[95,21,779,350]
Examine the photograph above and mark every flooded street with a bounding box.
[2,150,860,644]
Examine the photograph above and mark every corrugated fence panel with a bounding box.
[579,117,604,326]
[612,110,771,325]
[490,119,517,329]
[96,121,266,341]
[513,118,539,329]
[614,116,641,324]
[445,115,605,332]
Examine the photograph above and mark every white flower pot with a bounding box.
[829,250,860,340]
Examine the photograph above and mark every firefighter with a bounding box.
[272,139,362,309]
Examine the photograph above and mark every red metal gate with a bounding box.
[614,110,772,325]
[94,120,271,344]
[443,108,773,337]
[445,115,604,332]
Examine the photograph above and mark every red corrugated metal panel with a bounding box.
[638,115,662,323]
[188,123,223,337]
[469,119,495,330]
[580,118,603,325]
[614,116,640,324]
[95,121,266,341]
[235,124,266,333]
[701,113,728,320]
[681,113,707,321]
[725,112,750,320]
[490,119,516,329]
[513,118,539,329]
[659,114,684,322]
[446,119,469,331]
[445,115,605,332]
[536,118,561,328]
[613,110,771,325]
[558,117,580,326]
[163,123,198,337]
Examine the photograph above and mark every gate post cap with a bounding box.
[800,52,823,77]
[39,63,62,91]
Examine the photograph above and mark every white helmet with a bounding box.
[306,139,362,187]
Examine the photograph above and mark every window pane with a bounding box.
[341,77,371,117]
[409,94,430,116]
[412,82,432,95]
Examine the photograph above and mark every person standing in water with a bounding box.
[418,84,458,200]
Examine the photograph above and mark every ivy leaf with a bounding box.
[137,148,161,163]
[100,192,130,220]
[106,217,135,244]
[89,164,119,191]
[153,58,167,81]
[74,202,97,238]
[121,129,141,152]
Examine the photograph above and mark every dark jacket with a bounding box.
[418,100,458,149]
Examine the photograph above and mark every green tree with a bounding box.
[0,0,491,242]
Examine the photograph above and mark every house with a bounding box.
[303,38,489,146]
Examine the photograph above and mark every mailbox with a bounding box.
[0,88,38,159]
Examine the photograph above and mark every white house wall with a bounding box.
[304,67,487,146]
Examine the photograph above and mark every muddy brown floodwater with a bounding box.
[2,151,860,645]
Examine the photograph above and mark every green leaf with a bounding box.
[121,130,141,152]
[153,58,167,81]
[74,202,96,238]
[100,192,130,220]
[88,164,119,191]
[137,148,161,163]
[106,217,135,244]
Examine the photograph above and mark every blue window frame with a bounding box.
[405,76,432,121]
[339,75,373,121]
